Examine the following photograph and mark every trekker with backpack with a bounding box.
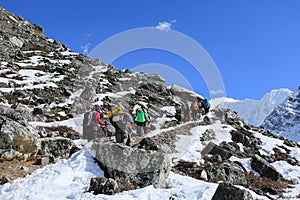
[202,98,210,114]
[123,109,134,145]
[197,99,204,118]
[108,104,130,145]
[135,104,150,136]
[181,101,190,122]
[190,101,198,120]
[82,104,106,142]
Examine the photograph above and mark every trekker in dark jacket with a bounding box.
[203,98,210,114]
[181,101,190,122]
[82,104,106,141]
[108,104,131,145]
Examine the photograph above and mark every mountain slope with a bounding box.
[263,87,300,142]
[3,108,300,199]
[216,88,292,126]
[1,5,300,200]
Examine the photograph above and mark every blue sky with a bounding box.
[1,1,299,100]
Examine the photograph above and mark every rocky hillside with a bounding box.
[263,86,300,142]
[1,5,300,200]
[0,4,201,174]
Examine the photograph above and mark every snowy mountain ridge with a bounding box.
[263,86,300,142]
[214,88,292,126]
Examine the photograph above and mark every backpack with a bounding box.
[83,111,97,127]
[135,107,151,122]
[203,99,210,108]
[135,108,144,122]
[112,112,123,122]
[108,105,124,119]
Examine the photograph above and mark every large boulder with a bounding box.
[70,86,98,116]
[206,142,233,160]
[0,106,40,159]
[94,142,170,191]
[230,130,251,146]
[251,155,283,181]
[36,137,74,162]
[170,84,203,102]
[88,177,120,195]
[204,162,248,185]
[212,183,253,200]
[210,108,245,127]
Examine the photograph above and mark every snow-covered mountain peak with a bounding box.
[261,88,293,105]
[216,88,292,126]
[263,87,300,142]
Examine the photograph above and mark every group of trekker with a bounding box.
[181,98,210,122]
[82,103,151,146]
[82,98,210,145]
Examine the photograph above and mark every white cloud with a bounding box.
[80,43,91,55]
[210,89,225,96]
[155,20,177,31]
[85,32,95,37]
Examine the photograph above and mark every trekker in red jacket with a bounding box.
[83,104,106,141]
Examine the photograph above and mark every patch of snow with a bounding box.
[1,61,8,66]
[15,62,32,67]
[22,50,42,54]
[60,51,79,56]
[161,106,176,116]
[47,39,55,43]
[202,120,233,145]
[289,147,300,160]
[0,150,103,200]
[92,65,108,73]
[30,116,83,134]
[253,131,284,156]
[0,77,10,84]
[171,121,233,164]
[49,89,84,108]
[172,126,207,163]
[167,172,218,200]
[271,161,300,198]
[229,156,259,175]
[118,77,131,81]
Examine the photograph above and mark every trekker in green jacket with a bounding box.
[135,104,150,136]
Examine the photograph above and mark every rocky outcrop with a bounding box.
[94,142,170,193]
[0,104,77,161]
[37,137,74,162]
[212,183,253,200]
[173,160,248,186]
[170,84,203,102]
[0,105,40,159]
[251,155,283,181]
[204,162,248,185]
[88,177,120,195]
